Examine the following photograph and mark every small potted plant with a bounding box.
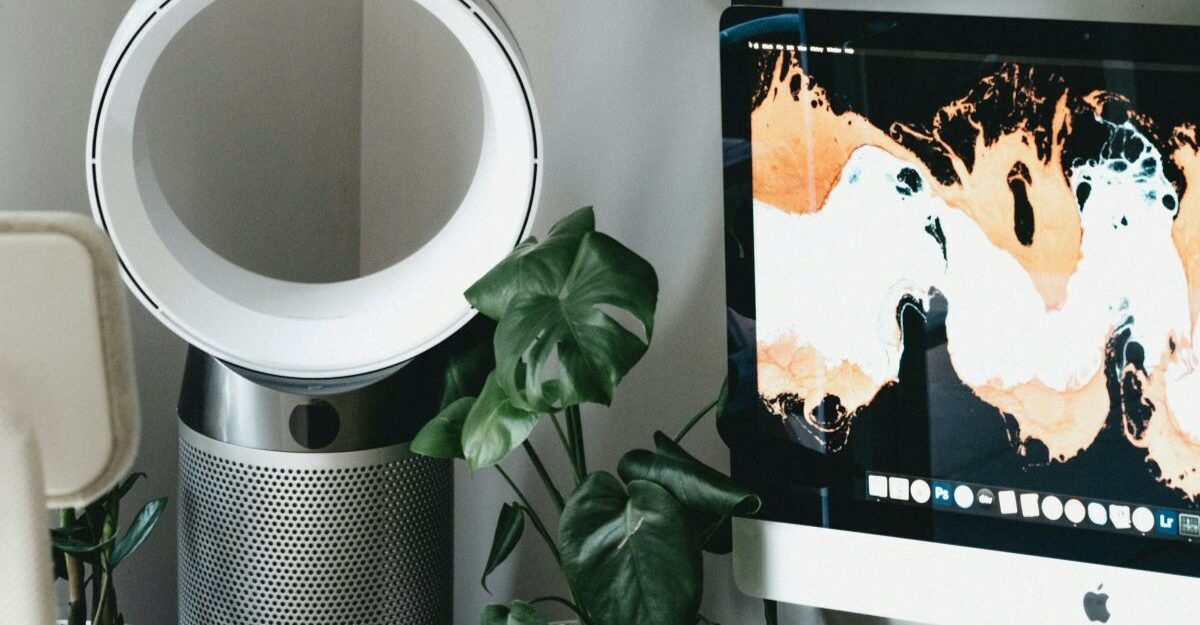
[412,207,760,625]
[51,473,168,625]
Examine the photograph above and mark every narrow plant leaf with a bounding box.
[481,600,550,625]
[50,527,104,568]
[466,207,596,321]
[461,373,541,470]
[50,533,108,555]
[482,503,525,593]
[715,378,730,418]
[113,472,146,501]
[617,432,760,554]
[765,599,780,625]
[411,397,475,460]
[52,546,68,580]
[559,472,701,625]
[494,231,658,412]
[110,497,167,569]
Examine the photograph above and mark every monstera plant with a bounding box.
[412,206,760,625]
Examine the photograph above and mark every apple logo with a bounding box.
[1083,584,1111,623]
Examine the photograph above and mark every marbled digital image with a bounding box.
[752,51,1200,499]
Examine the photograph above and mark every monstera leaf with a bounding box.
[559,472,701,625]
[411,397,475,460]
[465,207,658,412]
[467,207,596,320]
[436,318,496,410]
[461,373,541,470]
[618,432,760,554]
[501,237,657,411]
[481,600,550,625]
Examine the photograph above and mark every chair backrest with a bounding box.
[0,213,140,623]
[0,402,55,621]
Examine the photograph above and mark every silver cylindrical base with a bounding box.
[176,347,454,624]
[178,425,452,624]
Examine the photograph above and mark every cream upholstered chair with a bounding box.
[0,213,140,623]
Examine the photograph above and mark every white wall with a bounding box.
[137,0,365,284]
[1,3,183,624]
[2,1,1198,625]
[359,0,483,275]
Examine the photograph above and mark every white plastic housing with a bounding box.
[87,0,541,379]
[734,518,1200,624]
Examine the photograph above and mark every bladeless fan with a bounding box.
[86,0,541,622]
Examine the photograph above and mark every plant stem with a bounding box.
[96,576,116,625]
[87,501,104,619]
[522,441,565,512]
[495,466,560,563]
[697,514,729,548]
[674,396,721,444]
[95,490,120,625]
[549,413,582,483]
[565,405,587,479]
[93,556,113,625]
[90,561,101,621]
[764,599,779,625]
[60,509,87,625]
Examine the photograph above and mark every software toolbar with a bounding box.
[866,473,1200,542]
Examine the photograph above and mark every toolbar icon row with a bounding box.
[866,473,1200,540]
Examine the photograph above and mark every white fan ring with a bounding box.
[87,0,541,379]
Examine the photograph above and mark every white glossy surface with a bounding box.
[735,517,1200,624]
[88,0,541,379]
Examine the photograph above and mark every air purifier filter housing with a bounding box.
[88,1,540,621]
[176,348,453,624]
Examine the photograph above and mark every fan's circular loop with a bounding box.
[87,0,541,379]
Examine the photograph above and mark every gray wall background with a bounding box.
[138,0,366,284]
[2,1,1197,624]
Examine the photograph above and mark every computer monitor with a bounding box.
[720,6,1200,624]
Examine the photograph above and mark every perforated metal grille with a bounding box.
[178,436,452,624]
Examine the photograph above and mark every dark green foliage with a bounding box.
[413,207,757,625]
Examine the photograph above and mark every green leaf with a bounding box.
[110,497,167,569]
[52,545,68,580]
[467,206,596,321]
[50,532,110,555]
[481,600,550,625]
[113,472,146,501]
[482,503,525,593]
[461,373,541,470]
[411,397,475,460]
[618,432,760,554]
[494,231,658,412]
[559,472,701,625]
[619,432,760,517]
[437,318,496,410]
[715,378,730,419]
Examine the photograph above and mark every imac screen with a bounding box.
[720,7,1200,577]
